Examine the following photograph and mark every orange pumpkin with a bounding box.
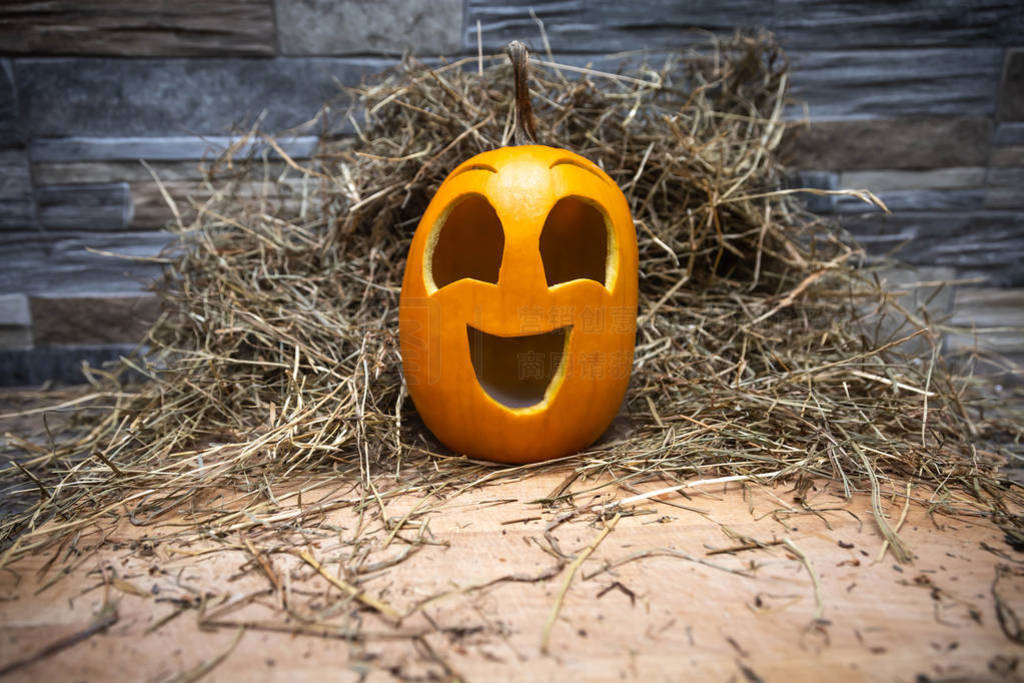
[398,44,638,463]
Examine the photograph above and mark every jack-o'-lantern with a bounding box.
[399,42,638,463]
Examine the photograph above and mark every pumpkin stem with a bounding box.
[506,40,538,145]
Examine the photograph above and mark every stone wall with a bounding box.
[1,1,1022,384]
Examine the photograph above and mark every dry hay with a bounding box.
[1,31,1022,625]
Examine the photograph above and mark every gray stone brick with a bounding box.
[0,344,141,386]
[991,146,1024,167]
[0,59,21,147]
[0,200,34,229]
[985,167,1024,210]
[791,171,838,214]
[836,190,986,214]
[947,288,1024,358]
[36,183,134,230]
[32,160,206,186]
[839,168,987,193]
[952,288,1024,329]
[0,294,30,327]
[788,48,1003,120]
[16,58,391,138]
[30,135,320,162]
[466,0,772,53]
[781,118,992,171]
[0,230,172,295]
[0,327,32,350]
[986,167,1024,188]
[0,0,275,57]
[843,211,1024,286]
[998,48,1024,121]
[129,177,309,229]
[775,0,1024,49]
[0,294,32,349]
[278,0,462,56]
[33,159,298,187]
[0,148,31,199]
[994,122,1024,146]
[30,294,159,345]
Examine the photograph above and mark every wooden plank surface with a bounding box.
[0,471,1020,681]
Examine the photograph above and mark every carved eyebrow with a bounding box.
[550,158,612,185]
[450,163,498,179]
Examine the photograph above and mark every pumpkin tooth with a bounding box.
[466,324,571,409]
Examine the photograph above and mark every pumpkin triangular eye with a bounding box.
[429,194,504,289]
[539,196,609,287]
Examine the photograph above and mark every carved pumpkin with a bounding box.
[398,44,638,463]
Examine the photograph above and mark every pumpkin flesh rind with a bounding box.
[399,145,638,463]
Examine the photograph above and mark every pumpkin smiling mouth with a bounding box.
[467,325,571,409]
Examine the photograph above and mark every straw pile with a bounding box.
[1,30,1021,569]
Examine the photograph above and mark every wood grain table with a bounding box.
[1,470,1021,682]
